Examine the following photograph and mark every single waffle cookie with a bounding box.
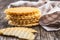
[4,7,40,15]
[8,20,39,27]
[5,13,40,20]
[0,27,37,40]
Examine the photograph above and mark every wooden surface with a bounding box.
[0,0,60,40]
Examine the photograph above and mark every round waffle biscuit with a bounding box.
[4,7,40,15]
[8,21,39,27]
[8,19,39,25]
[6,12,40,20]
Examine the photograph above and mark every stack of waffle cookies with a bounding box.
[4,7,41,27]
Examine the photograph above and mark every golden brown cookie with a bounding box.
[4,7,41,27]
[8,20,39,27]
[5,13,40,20]
[4,7,40,15]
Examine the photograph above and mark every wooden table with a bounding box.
[0,0,60,40]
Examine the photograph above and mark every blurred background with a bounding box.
[20,0,39,1]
